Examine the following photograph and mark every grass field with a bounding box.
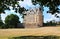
[0,26,60,39]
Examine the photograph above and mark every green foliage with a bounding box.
[0,0,18,13]
[0,20,3,26]
[9,36,60,39]
[0,0,60,18]
[0,20,4,28]
[0,0,60,15]
[5,14,20,28]
[32,0,60,15]
[0,0,26,14]
[43,21,56,26]
[0,19,5,29]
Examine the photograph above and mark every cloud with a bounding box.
[19,0,40,9]
[19,0,32,8]
[43,7,60,23]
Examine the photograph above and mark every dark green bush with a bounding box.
[9,36,60,39]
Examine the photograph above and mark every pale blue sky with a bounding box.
[1,0,60,23]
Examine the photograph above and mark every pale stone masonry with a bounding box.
[23,8,43,28]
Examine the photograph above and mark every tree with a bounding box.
[43,20,56,26]
[0,14,4,28]
[5,14,20,28]
[0,20,4,26]
[0,0,26,22]
[0,0,27,14]
[0,0,60,18]
[0,0,20,13]
[32,0,60,15]
[0,20,4,28]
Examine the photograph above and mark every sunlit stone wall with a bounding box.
[23,8,43,28]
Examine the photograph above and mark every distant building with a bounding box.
[23,7,43,28]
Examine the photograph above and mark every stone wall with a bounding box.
[23,8,43,28]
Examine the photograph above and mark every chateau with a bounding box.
[23,8,43,28]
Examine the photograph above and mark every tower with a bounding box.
[23,8,43,28]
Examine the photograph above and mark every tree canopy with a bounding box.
[0,0,26,14]
[32,0,60,15]
[0,20,4,26]
[5,14,20,28]
[0,0,60,16]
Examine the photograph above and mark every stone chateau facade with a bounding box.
[23,8,43,28]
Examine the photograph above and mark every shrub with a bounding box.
[9,36,60,39]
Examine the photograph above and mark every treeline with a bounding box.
[43,20,60,26]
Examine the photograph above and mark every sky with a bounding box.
[1,0,60,23]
